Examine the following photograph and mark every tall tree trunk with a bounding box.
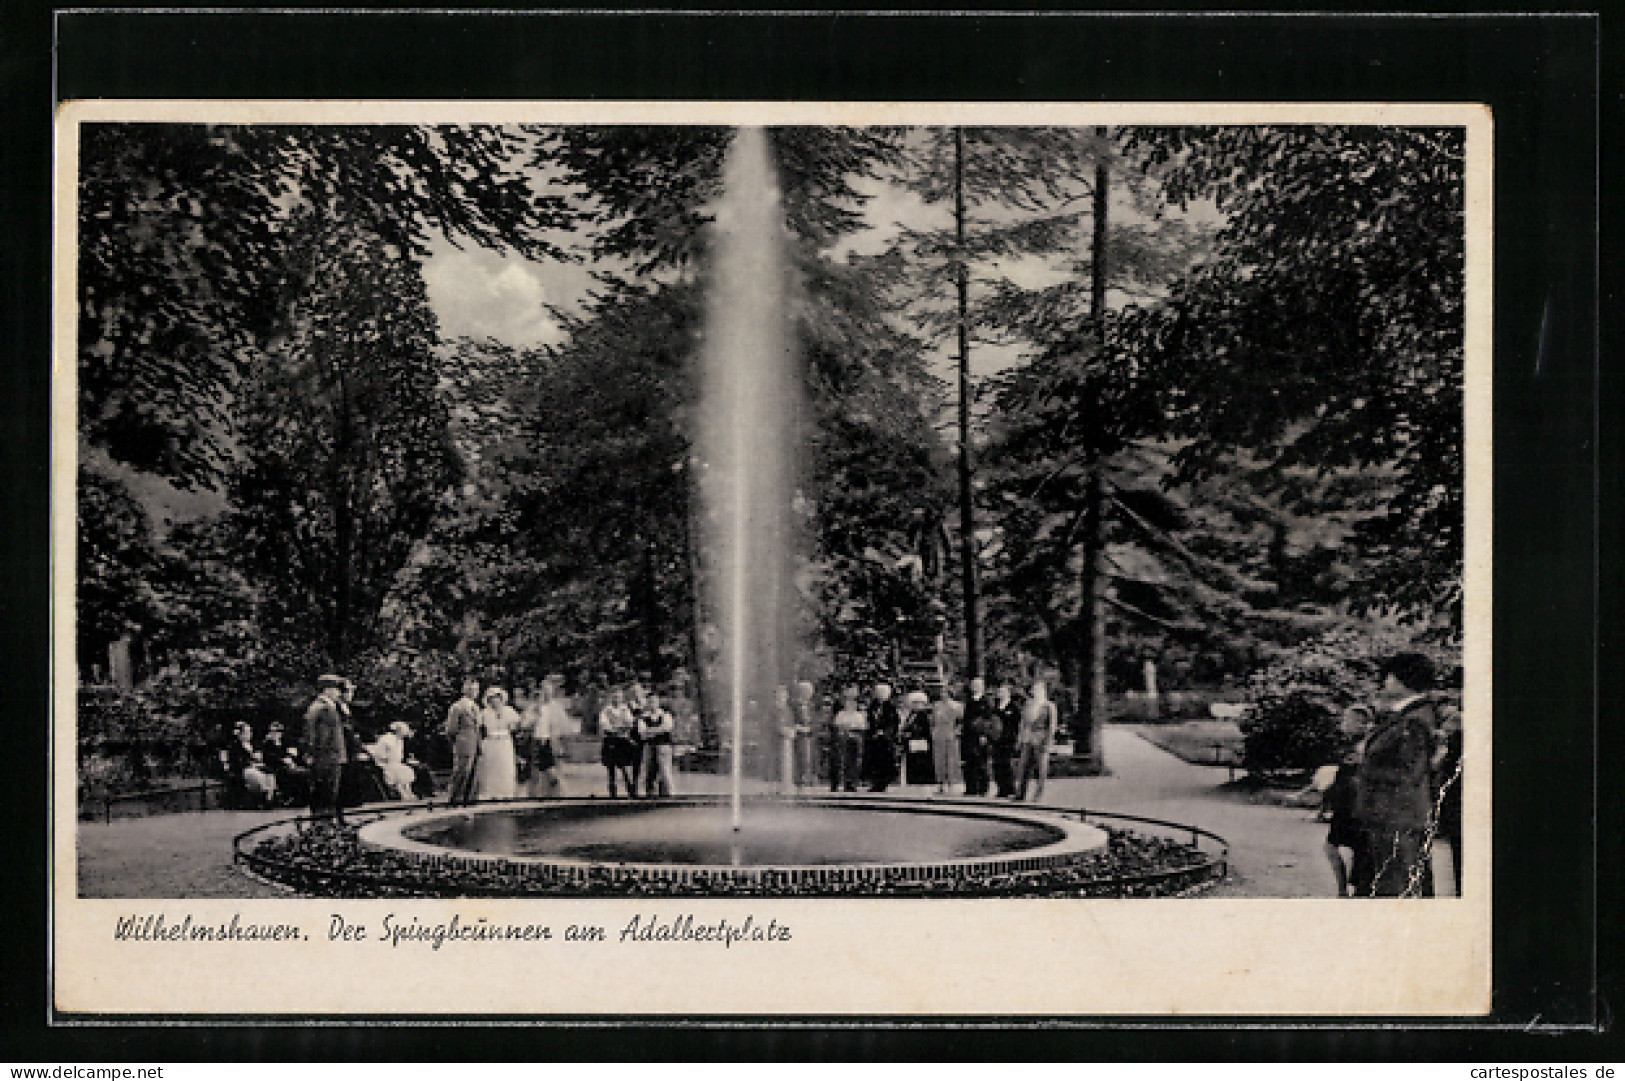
[332,493,353,666]
[1077,150,1110,772]
[954,127,984,679]
[330,332,356,669]
[639,533,662,682]
[1079,467,1107,768]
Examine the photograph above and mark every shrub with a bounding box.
[77,684,216,796]
[1240,625,1454,774]
[351,648,468,736]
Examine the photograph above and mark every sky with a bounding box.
[422,233,589,351]
[422,132,1212,385]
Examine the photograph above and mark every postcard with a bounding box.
[54,99,1491,1016]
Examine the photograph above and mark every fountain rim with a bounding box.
[231,800,1230,897]
[350,794,1110,879]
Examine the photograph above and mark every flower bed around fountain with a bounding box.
[235,797,1226,899]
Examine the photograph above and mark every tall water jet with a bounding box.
[696,128,800,829]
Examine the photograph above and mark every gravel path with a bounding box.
[78,809,292,898]
[77,724,1453,899]
[1033,725,1334,898]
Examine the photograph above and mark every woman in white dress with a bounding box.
[367,721,418,801]
[473,686,521,800]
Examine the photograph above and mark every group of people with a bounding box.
[595,684,678,799]
[788,676,1061,801]
[442,677,570,805]
[958,678,1060,800]
[220,680,405,812]
[221,719,283,808]
[224,672,569,818]
[241,657,1466,902]
[296,674,436,818]
[1315,652,1464,898]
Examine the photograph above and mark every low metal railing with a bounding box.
[1073,807,1230,891]
[81,779,233,823]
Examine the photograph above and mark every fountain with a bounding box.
[236,128,1227,899]
[696,124,799,830]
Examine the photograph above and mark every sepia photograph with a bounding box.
[52,100,1491,1015]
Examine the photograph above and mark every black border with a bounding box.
[3,3,1610,1061]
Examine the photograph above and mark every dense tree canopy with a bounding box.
[1121,126,1465,631]
[78,124,570,489]
[78,125,280,486]
[74,122,1467,775]
[229,214,461,667]
[77,468,165,672]
[493,280,700,684]
[539,126,905,272]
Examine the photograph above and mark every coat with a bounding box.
[994,699,1023,750]
[962,695,998,751]
[301,695,348,767]
[867,699,902,742]
[1355,694,1438,833]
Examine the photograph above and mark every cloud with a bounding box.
[423,236,583,350]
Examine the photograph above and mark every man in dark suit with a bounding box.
[991,682,1022,798]
[960,677,995,796]
[864,683,902,792]
[301,674,350,819]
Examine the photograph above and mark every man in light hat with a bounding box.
[302,674,350,819]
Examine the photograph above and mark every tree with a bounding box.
[897,128,1208,762]
[77,125,282,487]
[77,123,572,490]
[229,213,461,668]
[382,335,541,659]
[147,514,260,663]
[798,253,954,684]
[976,124,1465,770]
[73,124,595,757]
[879,127,1120,680]
[76,468,165,675]
[488,279,701,685]
[1121,125,1466,632]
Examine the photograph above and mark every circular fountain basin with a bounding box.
[356,796,1109,888]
